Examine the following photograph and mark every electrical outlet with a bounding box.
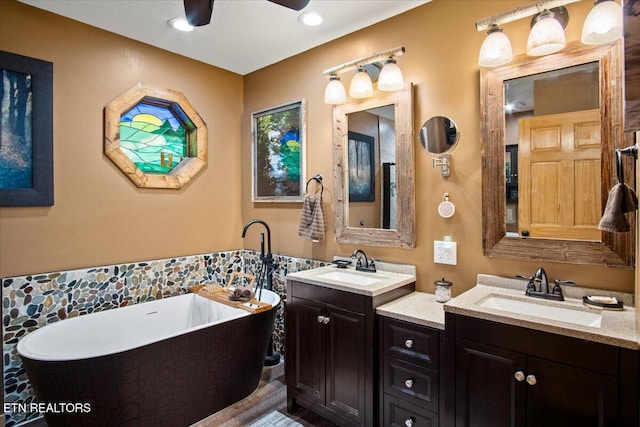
[434,240,457,265]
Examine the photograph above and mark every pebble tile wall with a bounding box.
[1,250,326,426]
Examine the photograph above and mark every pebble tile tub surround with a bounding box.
[1,250,327,427]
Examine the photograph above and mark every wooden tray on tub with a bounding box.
[187,273,272,314]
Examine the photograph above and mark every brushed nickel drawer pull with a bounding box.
[404,378,414,388]
[404,339,413,349]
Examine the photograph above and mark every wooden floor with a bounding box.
[193,360,337,427]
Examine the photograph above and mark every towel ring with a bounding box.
[306,174,323,195]
[615,146,638,185]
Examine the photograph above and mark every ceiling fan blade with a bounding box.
[267,0,310,11]
[184,0,214,26]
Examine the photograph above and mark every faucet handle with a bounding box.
[552,279,575,295]
[516,275,537,293]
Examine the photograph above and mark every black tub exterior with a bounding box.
[20,305,278,427]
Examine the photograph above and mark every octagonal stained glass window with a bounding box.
[105,84,207,189]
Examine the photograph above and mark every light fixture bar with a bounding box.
[475,0,582,31]
[322,46,405,76]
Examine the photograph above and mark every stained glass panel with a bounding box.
[119,101,192,174]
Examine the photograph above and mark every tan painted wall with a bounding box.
[0,0,244,277]
[0,0,634,295]
[242,0,635,294]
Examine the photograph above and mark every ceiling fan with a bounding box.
[184,0,311,26]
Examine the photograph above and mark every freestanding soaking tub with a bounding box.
[17,289,280,427]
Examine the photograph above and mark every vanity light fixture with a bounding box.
[526,9,567,56]
[478,24,513,67]
[378,58,404,91]
[168,17,194,32]
[349,67,374,98]
[324,74,347,105]
[475,0,623,67]
[322,46,405,104]
[581,0,623,45]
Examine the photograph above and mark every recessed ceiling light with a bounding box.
[168,17,194,32]
[298,11,323,26]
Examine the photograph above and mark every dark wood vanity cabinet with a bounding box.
[380,317,442,426]
[446,313,639,427]
[285,279,414,427]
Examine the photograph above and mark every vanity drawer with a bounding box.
[383,317,439,370]
[383,393,439,427]
[289,280,366,314]
[384,356,438,412]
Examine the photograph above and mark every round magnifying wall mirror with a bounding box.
[419,116,460,154]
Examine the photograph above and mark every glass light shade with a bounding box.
[478,26,513,68]
[526,11,566,56]
[324,75,347,105]
[349,68,373,98]
[581,0,622,45]
[378,59,404,91]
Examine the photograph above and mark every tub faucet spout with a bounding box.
[242,219,271,254]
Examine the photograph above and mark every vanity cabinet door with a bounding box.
[289,297,325,405]
[525,356,618,427]
[455,339,526,427]
[325,305,366,425]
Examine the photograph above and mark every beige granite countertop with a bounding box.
[286,263,415,297]
[376,292,445,330]
[444,274,639,350]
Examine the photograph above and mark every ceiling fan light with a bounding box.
[349,68,373,98]
[168,17,194,32]
[324,75,347,104]
[478,25,513,68]
[378,58,404,91]
[526,10,566,56]
[581,0,622,45]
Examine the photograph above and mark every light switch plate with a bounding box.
[434,240,457,265]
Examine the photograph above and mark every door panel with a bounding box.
[455,339,526,427]
[325,305,366,424]
[526,357,618,427]
[292,298,325,404]
[518,109,601,240]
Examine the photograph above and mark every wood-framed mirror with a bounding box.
[333,83,415,248]
[481,40,635,268]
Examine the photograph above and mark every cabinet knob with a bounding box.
[404,379,414,389]
[526,374,537,386]
[514,371,525,382]
[316,315,330,324]
[404,417,415,427]
[404,339,413,349]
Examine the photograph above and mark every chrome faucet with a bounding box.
[516,267,575,302]
[534,267,549,294]
[351,249,376,273]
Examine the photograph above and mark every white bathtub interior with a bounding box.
[17,289,280,362]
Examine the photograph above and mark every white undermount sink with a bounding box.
[478,295,602,328]
[315,270,387,286]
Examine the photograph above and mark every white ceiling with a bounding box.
[19,0,430,75]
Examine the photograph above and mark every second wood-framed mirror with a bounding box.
[333,83,415,248]
[481,40,635,268]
